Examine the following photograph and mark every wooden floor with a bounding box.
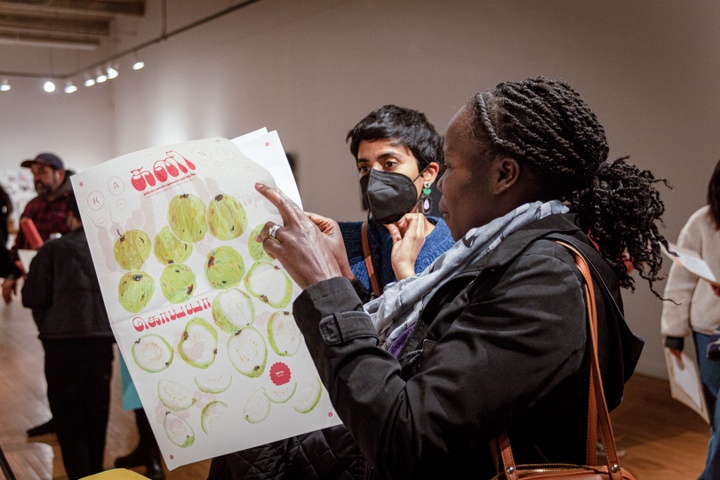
[0,299,710,479]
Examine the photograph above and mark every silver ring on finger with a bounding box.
[268,224,282,244]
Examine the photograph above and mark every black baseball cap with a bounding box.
[21,153,64,170]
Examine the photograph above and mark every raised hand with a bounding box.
[254,183,343,289]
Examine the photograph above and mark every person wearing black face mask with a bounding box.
[340,104,455,296]
[206,105,455,480]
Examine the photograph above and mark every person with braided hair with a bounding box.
[247,76,668,480]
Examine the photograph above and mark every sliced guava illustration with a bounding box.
[227,326,267,378]
[194,373,233,394]
[158,379,196,411]
[114,229,151,270]
[208,193,248,241]
[178,317,218,369]
[168,193,207,243]
[205,246,245,290]
[267,310,302,356]
[212,288,255,334]
[160,263,197,304]
[154,226,192,265]
[201,400,228,434]
[264,381,297,404]
[293,376,323,414]
[244,261,293,309]
[244,387,271,424]
[164,412,195,448]
[248,223,273,262]
[118,270,155,313]
[132,334,173,372]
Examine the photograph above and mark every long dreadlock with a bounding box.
[470,77,670,294]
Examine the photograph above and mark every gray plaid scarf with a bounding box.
[365,200,569,348]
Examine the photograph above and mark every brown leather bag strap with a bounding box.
[492,241,625,480]
[361,221,382,297]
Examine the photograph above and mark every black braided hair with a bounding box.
[469,77,670,294]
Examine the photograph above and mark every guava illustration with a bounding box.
[201,400,228,434]
[212,288,255,334]
[160,263,197,304]
[154,226,192,265]
[208,193,248,241]
[264,381,297,404]
[205,246,245,290]
[168,193,208,243]
[158,379,196,411]
[293,376,323,414]
[132,334,174,372]
[244,387,271,424]
[118,270,155,313]
[227,326,267,378]
[194,373,233,394]
[113,229,151,270]
[164,412,195,448]
[244,261,293,309]
[248,223,273,262]
[178,317,218,369]
[267,311,302,356]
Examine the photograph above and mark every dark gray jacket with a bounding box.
[292,214,641,480]
[208,214,642,480]
[22,227,113,341]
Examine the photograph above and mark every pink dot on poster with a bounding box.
[269,362,291,386]
[265,142,270,147]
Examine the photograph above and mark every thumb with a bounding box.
[384,223,402,243]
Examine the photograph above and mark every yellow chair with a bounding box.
[80,469,150,479]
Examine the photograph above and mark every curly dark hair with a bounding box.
[469,77,670,294]
[346,104,444,169]
[707,159,720,229]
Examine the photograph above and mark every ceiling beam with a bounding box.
[0,0,145,17]
[0,12,111,36]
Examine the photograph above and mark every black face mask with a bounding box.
[360,169,422,224]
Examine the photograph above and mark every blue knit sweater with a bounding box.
[339,217,455,293]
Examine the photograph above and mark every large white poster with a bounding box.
[71,133,340,470]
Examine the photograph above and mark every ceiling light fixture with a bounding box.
[106,64,119,79]
[84,73,96,87]
[95,68,108,83]
[0,78,10,92]
[131,52,145,70]
[64,81,78,94]
[43,80,56,93]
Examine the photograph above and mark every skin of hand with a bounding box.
[2,278,16,304]
[255,183,343,289]
[384,213,428,280]
[668,348,684,368]
[305,212,354,281]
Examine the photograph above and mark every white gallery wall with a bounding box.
[1,0,720,378]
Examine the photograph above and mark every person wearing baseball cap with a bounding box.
[3,152,73,438]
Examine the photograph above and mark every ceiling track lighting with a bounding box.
[0,78,10,92]
[106,64,119,79]
[43,79,56,93]
[95,68,108,83]
[64,81,78,94]
[131,51,145,70]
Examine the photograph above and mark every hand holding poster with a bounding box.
[71,134,340,470]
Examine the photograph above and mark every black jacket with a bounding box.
[292,214,641,480]
[22,227,113,340]
[209,214,642,480]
